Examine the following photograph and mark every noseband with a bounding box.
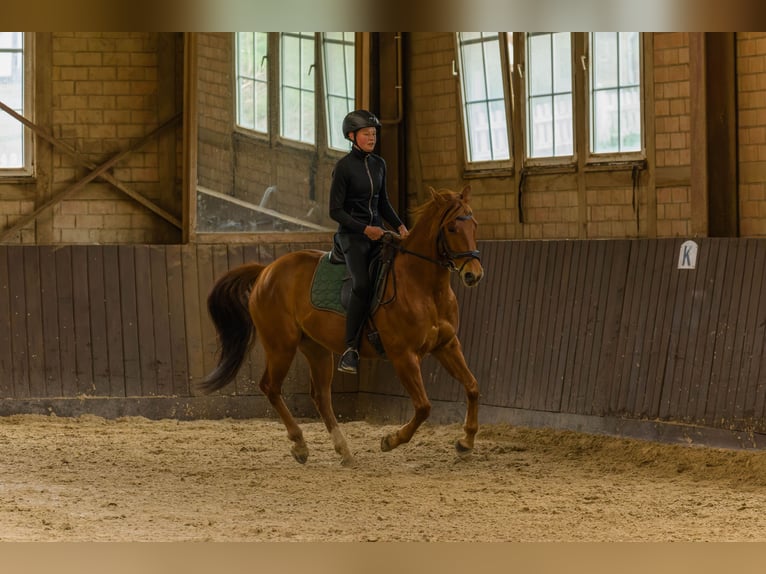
[388,210,481,273]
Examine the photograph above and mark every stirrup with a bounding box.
[338,347,359,374]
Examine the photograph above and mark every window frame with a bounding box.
[232,32,357,158]
[454,32,514,174]
[454,32,647,177]
[584,31,646,165]
[0,32,35,179]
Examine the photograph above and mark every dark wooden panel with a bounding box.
[134,246,157,396]
[55,247,78,398]
[118,246,142,397]
[0,248,13,396]
[181,245,205,385]
[23,247,45,398]
[103,245,126,397]
[8,247,29,397]
[165,245,190,396]
[149,246,173,397]
[71,246,94,394]
[38,246,62,397]
[87,246,111,395]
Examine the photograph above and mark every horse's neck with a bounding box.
[395,227,450,293]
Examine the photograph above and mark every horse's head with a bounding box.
[427,185,484,287]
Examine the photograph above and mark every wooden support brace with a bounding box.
[0,101,182,240]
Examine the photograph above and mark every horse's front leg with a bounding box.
[381,352,431,452]
[432,337,479,456]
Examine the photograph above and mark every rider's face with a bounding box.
[352,128,377,153]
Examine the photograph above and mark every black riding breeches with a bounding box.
[336,232,381,348]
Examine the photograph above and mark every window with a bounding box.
[456,32,510,163]
[323,32,355,151]
[280,32,316,145]
[589,32,641,154]
[526,32,573,159]
[0,32,32,176]
[455,32,644,170]
[234,32,356,151]
[235,32,268,133]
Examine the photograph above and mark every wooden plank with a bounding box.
[547,240,576,412]
[71,247,94,395]
[165,245,191,397]
[196,245,219,383]
[86,246,111,395]
[0,248,14,396]
[38,247,62,397]
[624,240,657,416]
[508,242,534,408]
[612,239,644,414]
[529,240,559,411]
[713,239,746,424]
[134,246,158,396]
[642,240,678,419]
[23,247,46,398]
[594,240,629,416]
[181,245,205,386]
[736,239,766,425]
[150,246,174,397]
[118,246,142,397]
[102,245,125,397]
[686,239,722,422]
[560,241,589,413]
[7,247,29,398]
[572,241,601,414]
[540,241,567,411]
[658,242,696,420]
[730,239,759,423]
[54,247,77,398]
[485,241,514,406]
[581,240,610,415]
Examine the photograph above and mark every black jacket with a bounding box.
[329,146,403,235]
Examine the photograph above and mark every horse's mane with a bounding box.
[408,188,465,228]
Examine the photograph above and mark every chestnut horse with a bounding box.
[198,186,484,466]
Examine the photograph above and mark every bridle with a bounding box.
[385,209,481,274]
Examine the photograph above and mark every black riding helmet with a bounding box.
[342,109,381,141]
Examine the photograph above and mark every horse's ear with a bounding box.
[428,186,439,201]
[460,185,472,202]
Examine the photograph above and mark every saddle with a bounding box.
[310,236,395,358]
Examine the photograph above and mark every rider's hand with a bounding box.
[364,226,385,241]
[398,224,409,239]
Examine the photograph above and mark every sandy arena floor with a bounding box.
[0,414,765,542]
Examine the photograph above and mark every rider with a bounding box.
[329,109,409,374]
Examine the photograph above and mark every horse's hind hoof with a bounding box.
[291,445,309,464]
[380,435,395,452]
[455,439,473,458]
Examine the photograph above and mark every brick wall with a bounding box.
[738,32,766,237]
[0,32,182,245]
[653,32,692,238]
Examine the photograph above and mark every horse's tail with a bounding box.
[197,263,266,395]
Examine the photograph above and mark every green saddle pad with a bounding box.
[310,252,348,314]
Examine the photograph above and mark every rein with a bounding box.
[384,213,481,273]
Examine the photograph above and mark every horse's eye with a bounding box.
[447,223,457,233]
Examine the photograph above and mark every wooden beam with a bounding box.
[0,114,181,242]
[0,100,182,230]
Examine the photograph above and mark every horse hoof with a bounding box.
[455,439,473,458]
[340,456,357,468]
[380,435,395,452]
[291,446,309,464]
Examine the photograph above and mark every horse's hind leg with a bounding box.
[299,338,355,466]
[432,337,479,456]
[259,348,310,464]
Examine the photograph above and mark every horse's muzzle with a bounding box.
[460,262,484,287]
